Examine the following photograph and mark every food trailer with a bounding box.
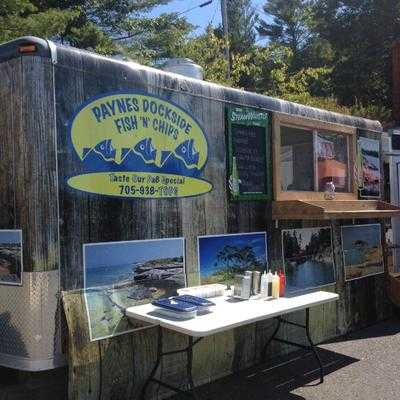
[0,36,399,399]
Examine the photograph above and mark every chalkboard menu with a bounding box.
[227,106,271,200]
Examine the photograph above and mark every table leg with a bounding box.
[187,336,199,399]
[139,327,202,399]
[260,309,325,384]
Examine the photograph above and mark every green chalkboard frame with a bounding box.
[226,106,272,201]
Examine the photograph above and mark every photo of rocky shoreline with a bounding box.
[0,230,22,285]
[84,238,185,341]
[341,224,383,281]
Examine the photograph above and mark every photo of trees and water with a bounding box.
[282,227,335,293]
[0,230,22,286]
[198,232,267,286]
[83,238,185,341]
[341,224,383,281]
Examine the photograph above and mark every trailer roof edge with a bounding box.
[65,47,382,133]
[0,36,383,133]
[0,36,54,62]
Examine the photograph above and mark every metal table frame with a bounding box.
[140,307,323,399]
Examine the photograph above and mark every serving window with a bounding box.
[274,114,356,201]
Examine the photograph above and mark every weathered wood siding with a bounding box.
[0,56,58,272]
[0,35,392,400]
[52,49,390,400]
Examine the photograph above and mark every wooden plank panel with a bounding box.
[55,51,88,290]
[13,57,59,272]
[321,285,338,341]
[203,94,236,378]
[254,318,276,364]
[192,335,214,386]
[98,335,135,400]
[55,52,162,400]
[62,290,101,400]
[130,327,159,400]
[331,220,348,335]
[231,324,256,371]
[0,59,19,230]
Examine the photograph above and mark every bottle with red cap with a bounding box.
[278,269,286,297]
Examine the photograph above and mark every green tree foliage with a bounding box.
[0,1,189,57]
[0,0,77,43]
[313,0,400,109]
[226,0,258,54]
[258,0,316,69]
[216,244,262,273]
[252,0,395,122]
[1,1,396,124]
[283,230,301,259]
[121,13,193,64]
[176,26,231,85]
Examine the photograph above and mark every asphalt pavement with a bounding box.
[171,317,400,400]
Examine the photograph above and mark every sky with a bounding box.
[84,238,184,268]
[149,0,267,38]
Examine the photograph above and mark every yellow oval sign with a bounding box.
[68,92,212,198]
[68,172,212,198]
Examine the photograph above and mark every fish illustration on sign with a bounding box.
[81,136,201,170]
[174,139,200,168]
[93,139,116,161]
[132,138,157,164]
[82,139,116,162]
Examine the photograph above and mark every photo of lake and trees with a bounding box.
[282,227,335,293]
[198,232,267,285]
[84,238,185,341]
[341,224,383,281]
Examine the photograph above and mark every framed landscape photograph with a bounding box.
[0,230,23,286]
[198,232,267,286]
[83,237,185,341]
[282,227,335,293]
[358,137,381,198]
[341,224,383,281]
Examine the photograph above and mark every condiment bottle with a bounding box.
[278,269,286,297]
[266,270,274,297]
[252,271,261,295]
[260,271,268,298]
[242,275,251,299]
[272,272,280,299]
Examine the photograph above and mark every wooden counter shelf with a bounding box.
[272,200,400,220]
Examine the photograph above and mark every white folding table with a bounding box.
[126,291,339,399]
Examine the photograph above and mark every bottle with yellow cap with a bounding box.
[272,271,280,299]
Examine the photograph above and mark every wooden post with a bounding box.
[393,41,400,123]
[221,0,231,80]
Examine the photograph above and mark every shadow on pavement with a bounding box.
[170,347,359,400]
[324,316,400,343]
